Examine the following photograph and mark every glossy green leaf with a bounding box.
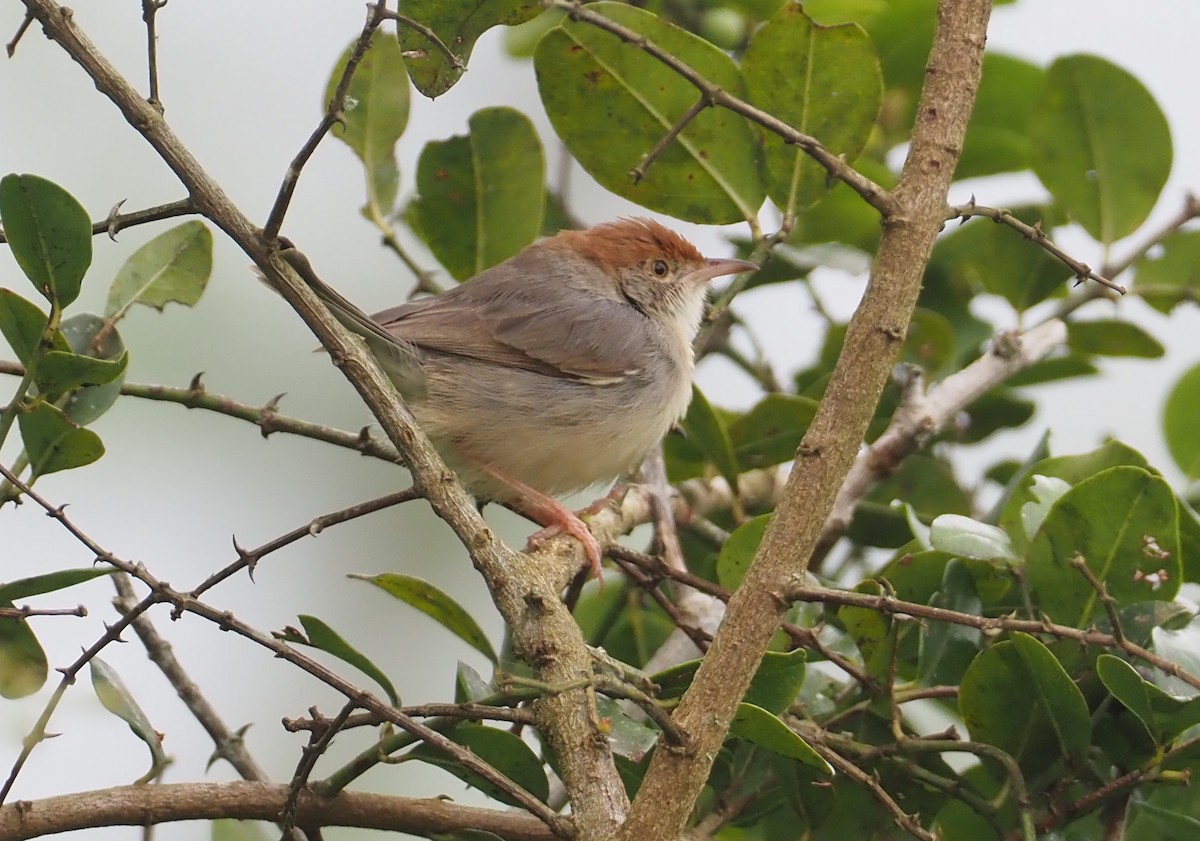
[351,572,497,664]
[58,313,128,425]
[742,648,806,714]
[327,31,410,214]
[1164,363,1200,480]
[930,208,1067,311]
[104,221,212,320]
[1098,654,1200,744]
[716,514,770,591]
[1067,319,1165,358]
[730,703,832,774]
[399,0,540,98]
[957,53,1046,179]
[410,723,550,806]
[959,633,1091,767]
[536,2,764,224]
[929,515,1017,564]
[681,386,740,491]
[790,158,896,254]
[1151,616,1200,698]
[0,600,47,698]
[406,107,545,280]
[1026,467,1180,627]
[728,393,817,472]
[1134,230,1200,314]
[0,173,92,307]
[37,349,127,396]
[90,657,169,784]
[919,561,982,686]
[0,568,111,601]
[652,649,804,713]
[596,696,658,761]
[455,661,492,704]
[276,615,399,705]
[1017,475,1071,543]
[0,289,68,366]
[18,402,104,479]
[1030,55,1171,244]
[741,5,881,211]
[837,579,896,678]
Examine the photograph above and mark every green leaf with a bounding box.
[929,514,1018,564]
[957,53,1046,179]
[351,573,497,664]
[406,107,545,280]
[1067,319,1165,358]
[57,313,128,425]
[104,221,212,321]
[680,386,740,491]
[18,402,104,479]
[1026,467,1180,627]
[716,514,770,591]
[652,649,804,713]
[728,394,817,472]
[1134,230,1200,314]
[0,567,111,601]
[899,308,956,378]
[276,615,399,705]
[1098,654,1200,744]
[959,633,1091,768]
[37,349,127,396]
[1017,475,1071,543]
[536,2,764,224]
[327,31,410,214]
[730,703,832,774]
[741,5,881,212]
[743,648,806,714]
[410,723,550,806]
[1164,363,1200,480]
[0,289,69,366]
[0,173,92,307]
[837,579,896,679]
[0,601,47,698]
[398,0,540,98]
[919,561,982,687]
[596,695,659,761]
[1030,55,1172,244]
[90,657,169,784]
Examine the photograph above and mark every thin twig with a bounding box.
[283,704,536,733]
[631,94,710,184]
[0,604,86,619]
[0,362,402,462]
[263,2,388,241]
[280,701,358,837]
[140,0,167,111]
[787,583,1200,692]
[5,11,32,57]
[0,197,196,244]
[947,201,1125,293]
[189,488,422,597]
[1071,553,1126,645]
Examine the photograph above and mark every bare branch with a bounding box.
[631,95,710,184]
[948,201,1125,293]
[140,0,167,111]
[0,781,556,841]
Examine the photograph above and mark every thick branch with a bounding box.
[0,781,555,841]
[616,2,993,838]
[17,1,625,832]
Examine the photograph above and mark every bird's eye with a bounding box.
[652,259,669,277]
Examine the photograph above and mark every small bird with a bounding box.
[297,218,755,578]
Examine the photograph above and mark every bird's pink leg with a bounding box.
[474,464,604,581]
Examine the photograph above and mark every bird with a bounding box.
[294,218,756,579]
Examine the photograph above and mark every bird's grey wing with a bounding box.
[374,269,653,384]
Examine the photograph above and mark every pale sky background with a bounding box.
[0,2,1197,840]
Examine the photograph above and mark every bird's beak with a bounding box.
[689,257,758,284]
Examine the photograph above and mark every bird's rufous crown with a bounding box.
[547,218,704,274]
